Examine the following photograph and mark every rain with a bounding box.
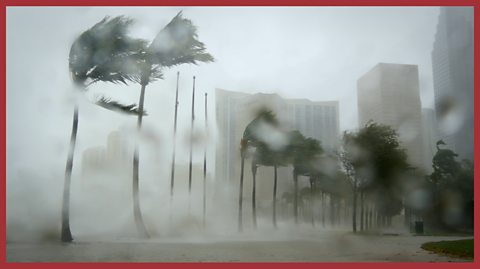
[6,6,474,262]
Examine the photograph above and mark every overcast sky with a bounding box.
[7,6,441,180]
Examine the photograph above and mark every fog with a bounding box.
[6,6,473,262]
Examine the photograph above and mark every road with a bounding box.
[7,229,472,262]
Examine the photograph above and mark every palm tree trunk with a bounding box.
[321,191,325,227]
[352,181,357,233]
[273,164,278,228]
[133,83,149,238]
[360,190,364,232]
[293,172,298,225]
[365,203,370,231]
[309,177,315,227]
[61,104,78,243]
[251,162,257,229]
[330,195,335,226]
[337,199,341,225]
[238,155,245,232]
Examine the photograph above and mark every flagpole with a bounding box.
[188,76,195,210]
[170,71,180,199]
[203,92,208,228]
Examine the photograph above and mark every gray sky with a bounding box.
[7,7,439,172]
[6,6,440,180]
[7,6,443,239]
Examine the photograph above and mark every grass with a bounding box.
[421,239,474,259]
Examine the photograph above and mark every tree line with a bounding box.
[237,112,473,234]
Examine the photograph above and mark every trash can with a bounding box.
[415,221,424,235]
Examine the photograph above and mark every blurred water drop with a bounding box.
[397,118,418,143]
[437,96,465,136]
[407,189,431,211]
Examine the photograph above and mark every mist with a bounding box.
[6,6,473,262]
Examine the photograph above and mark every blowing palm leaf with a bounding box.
[69,16,150,116]
[96,97,147,116]
[147,11,214,68]
[69,16,147,85]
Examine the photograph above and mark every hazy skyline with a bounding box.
[7,7,444,237]
[7,6,442,167]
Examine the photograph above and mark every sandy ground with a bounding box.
[6,229,473,262]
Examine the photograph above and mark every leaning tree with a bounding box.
[285,131,323,225]
[238,110,279,231]
[63,16,147,242]
[127,11,214,237]
[341,122,410,232]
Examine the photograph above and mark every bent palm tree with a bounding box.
[239,110,278,231]
[286,131,322,225]
[253,141,287,228]
[242,110,288,228]
[64,16,147,242]
[129,11,214,237]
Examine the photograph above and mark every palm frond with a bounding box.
[85,53,144,85]
[95,96,147,116]
[148,65,164,83]
[148,11,214,67]
[69,16,148,86]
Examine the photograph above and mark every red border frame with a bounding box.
[1,0,478,268]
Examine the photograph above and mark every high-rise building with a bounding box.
[357,63,425,170]
[286,99,340,151]
[215,88,340,206]
[422,108,437,173]
[431,7,474,160]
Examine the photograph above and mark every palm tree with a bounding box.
[286,131,322,225]
[238,138,247,232]
[252,141,287,228]
[251,156,258,228]
[238,110,278,231]
[129,11,214,237]
[64,16,147,242]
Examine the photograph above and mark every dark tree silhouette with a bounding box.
[425,141,473,230]
[239,109,278,230]
[252,140,288,228]
[341,122,409,232]
[285,131,322,225]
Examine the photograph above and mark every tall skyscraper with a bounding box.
[215,88,340,204]
[422,108,437,173]
[431,7,474,160]
[357,63,425,170]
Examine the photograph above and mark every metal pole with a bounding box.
[170,72,180,199]
[203,92,208,228]
[188,76,195,195]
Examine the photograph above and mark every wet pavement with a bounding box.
[6,230,473,262]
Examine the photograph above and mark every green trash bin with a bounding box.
[415,221,424,234]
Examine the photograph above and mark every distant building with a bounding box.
[422,108,437,173]
[81,131,130,177]
[286,99,340,152]
[431,7,474,160]
[357,63,424,170]
[215,88,340,209]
